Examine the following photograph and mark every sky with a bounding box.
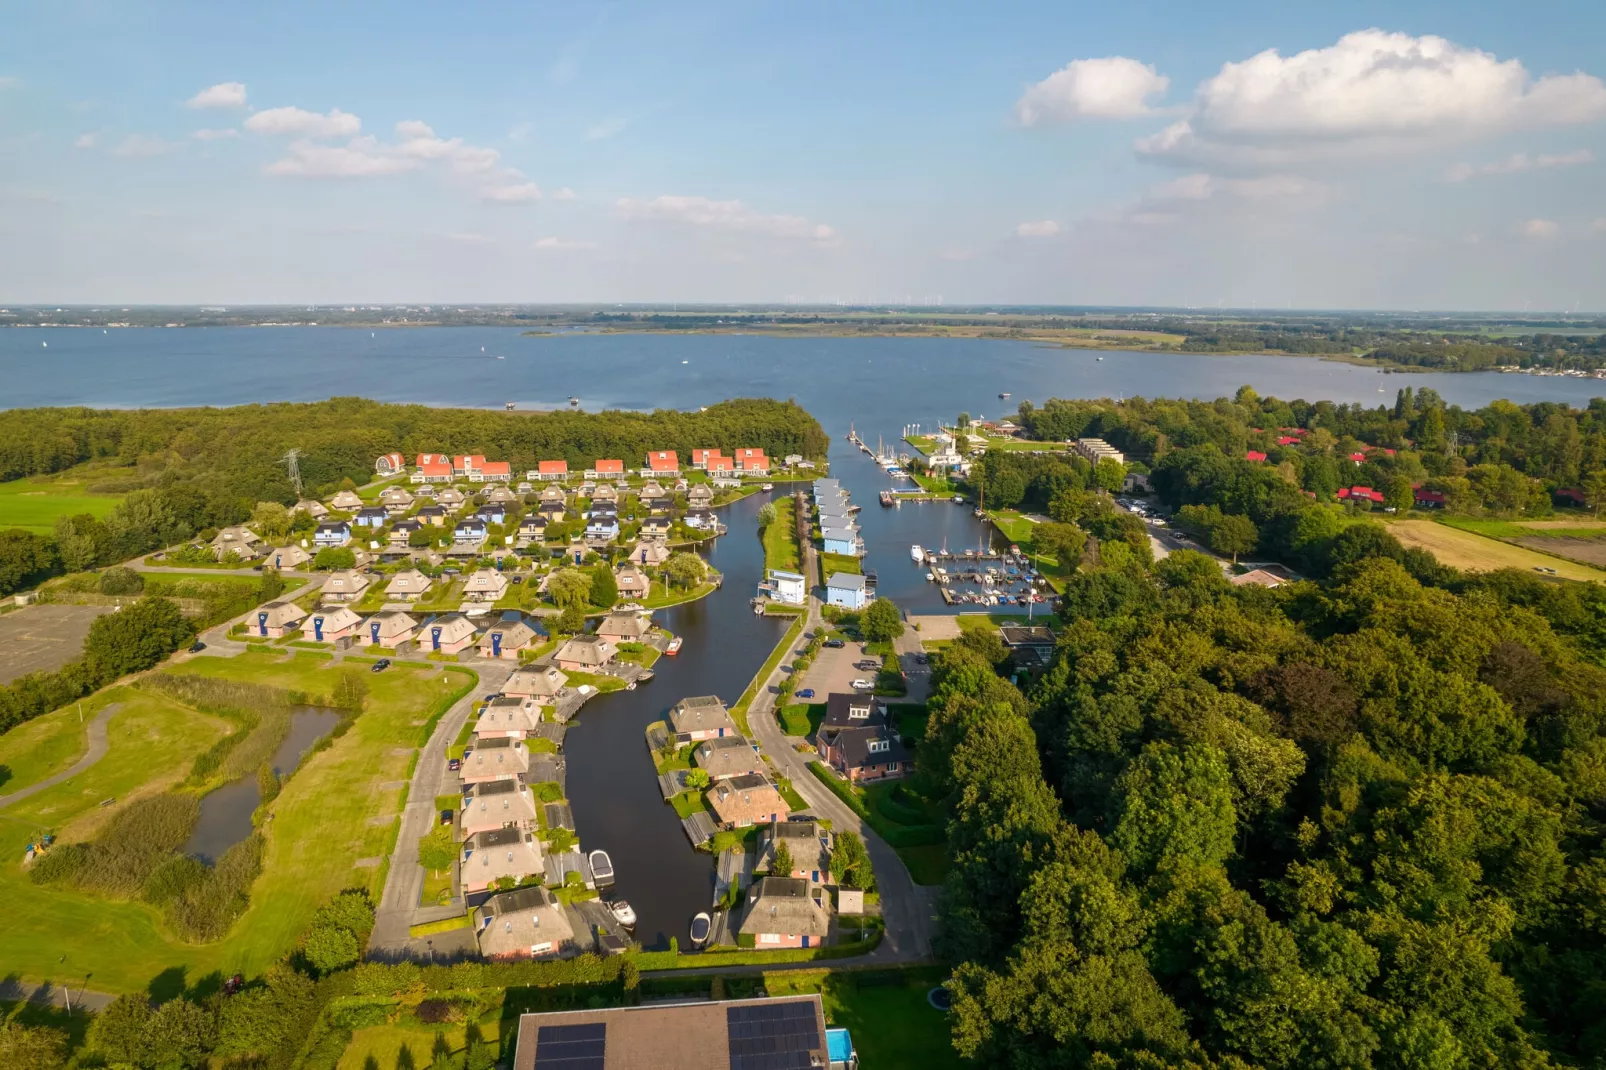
[1,0,1604,310]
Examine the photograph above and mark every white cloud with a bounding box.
[185,82,247,109]
[1522,218,1560,237]
[1016,220,1061,238]
[586,117,630,141]
[1442,149,1593,182]
[480,182,541,203]
[110,134,172,158]
[73,132,98,149]
[535,236,599,250]
[245,106,361,139]
[1149,173,1214,200]
[1136,30,1606,169]
[193,128,241,141]
[616,195,837,241]
[265,137,420,177]
[1146,172,1324,202]
[552,187,578,201]
[1016,57,1169,125]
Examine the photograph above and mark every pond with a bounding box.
[183,707,343,864]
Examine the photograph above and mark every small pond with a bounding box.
[183,707,342,864]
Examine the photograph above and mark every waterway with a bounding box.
[183,706,342,864]
[561,489,787,951]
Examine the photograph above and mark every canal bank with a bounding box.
[559,490,788,951]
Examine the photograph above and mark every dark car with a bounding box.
[915,653,929,665]
[447,757,462,772]
[796,688,815,699]
[370,658,391,673]
[824,639,845,649]
[856,659,880,670]
[512,574,524,583]
[439,809,454,826]
[188,641,207,653]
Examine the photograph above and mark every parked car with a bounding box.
[850,678,874,690]
[915,653,929,665]
[439,809,453,826]
[371,658,391,672]
[824,639,845,648]
[856,659,880,671]
[796,688,815,699]
[188,641,207,653]
[447,757,461,772]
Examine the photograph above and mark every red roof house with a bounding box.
[412,460,453,484]
[1556,487,1587,506]
[477,460,512,482]
[707,455,736,475]
[646,450,680,474]
[593,459,625,476]
[375,452,406,475]
[1277,436,1300,446]
[1337,485,1385,503]
[536,460,568,480]
[1414,486,1445,508]
[453,454,486,477]
[1245,450,1267,462]
[417,452,451,467]
[1348,452,1366,464]
[691,449,723,469]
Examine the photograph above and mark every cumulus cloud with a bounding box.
[193,128,240,141]
[1016,57,1169,124]
[480,182,541,203]
[73,132,98,149]
[1442,149,1593,182]
[1135,30,1606,169]
[1016,220,1061,237]
[535,236,599,250]
[185,82,247,109]
[245,106,361,139]
[110,134,172,158]
[616,195,837,241]
[1522,218,1560,237]
[551,187,578,201]
[265,137,420,177]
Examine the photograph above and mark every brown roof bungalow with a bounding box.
[363,610,418,648]
[759,819,833,885]
[480,619,538,659]
[504,665,569,700]
[668,695,736,740]
[473,886,577,961]
[461,827,545,894]
[708,773,788,829]
[554,635,615,672]
[596,612,651,643]
[464,568,510,602]
[696,734,762,781]
[422,613,477,654]
[386,568,433,598]
[321,569,371,602]
[249,600,306,639]
[461,779,539,836]
[509,996,829,1070]
[265,543,311,570]
[738,876,831,947]
[462,735,532,784]
[613,565,650,600]
[474,696,542,739]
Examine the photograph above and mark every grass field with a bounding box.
[765,966,962,1070]
[0,651,474,994]
[338,1016,504,1070]
[763,496,801,574]
[1387,519,1606,582]
[0,477,125,535]
[0,694,111,794]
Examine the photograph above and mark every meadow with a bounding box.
[1386,518,1606,581]
[0,477,125,534]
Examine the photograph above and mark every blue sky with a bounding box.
[1,0,1603,308]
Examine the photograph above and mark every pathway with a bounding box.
[368,659,515,957]
[0,703,118,810]
[0,977,116,1014]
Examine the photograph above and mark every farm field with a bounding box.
[1387,519,1606,581]
[0,477,125,534]
[1514,536,1606,567]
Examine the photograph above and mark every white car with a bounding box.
[850,678,874,690]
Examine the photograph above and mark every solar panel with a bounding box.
[534,1022,606,1070]
[727,1002,822,1070]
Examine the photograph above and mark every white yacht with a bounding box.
[910,544,925,563]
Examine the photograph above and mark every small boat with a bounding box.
[952,495,964,504]
[753,601,765,615]
[761,483,773,491]
[925,572,934,582]
[665,636,683,655]
[690,912,712,948]
[998,392,1010,399]
[636,670,654,683]
[910,544,925,563]
[609,899,637,927]
[626,681,637,690]
[588,849,616,886]
[1097,356,1104,361]
[569,396,580,406]
[497,354,505,360]
[973,508,984,518]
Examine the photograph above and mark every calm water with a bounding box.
[563,490,787,951]
[184,707,342,864]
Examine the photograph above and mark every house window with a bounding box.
[759,933,781,945]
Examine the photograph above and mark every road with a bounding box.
[368,658,515,957]
[0,703,119,810]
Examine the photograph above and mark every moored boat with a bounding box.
[690,912,712,948]
[665,636,683,655]
[609,899,637,927]
[910,544,925,563]
[588,849,615,886]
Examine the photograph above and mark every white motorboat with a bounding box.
[761,483,773,491]
[690,912,712,948]
[588,849,615,886]
[609,899,637,927]
[910,544,925,563]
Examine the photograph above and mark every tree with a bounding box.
[142,996,216,1070]
[831,830,875,891]
[87,993,152,1065]
[555,605,587,634]
[773,838,794,877]
[408,527,434,548]
[99,565,145,595]
[257,568,285,602]
[1383,474,1415,513]
[418,825,457,874]
[0,529,59,597]
[1094,456,1128,493]
[665,552,707,589]
[1207,512,1258,563]
[861,598,904,643]
[0,1020,69,1070]
[1111,742,1237,873]
[303,923,361,974]
[312,546,355,570]
[547,568,592,608]
[590,567,618,608]
[84,596,194,679]
[250,501,291,541]
[684,768,710,790]
[1033,521,1086,568]
[54,512,103,572]
[1583,469,1606,516]
[757,501,777,527]
[332,669,368,711]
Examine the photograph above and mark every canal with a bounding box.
[560,489,788,951]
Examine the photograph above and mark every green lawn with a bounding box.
[731,614,805,735]
[671,791,709,818]
[0,696,113,794]
[763,496,802,573]
[0,476,125,534]
[765,967,962,1070]
[807,763,950,886]
[819,552,861,582]
[338,1016,504,1070]
[0,652,474,994]
[641,577,719,610]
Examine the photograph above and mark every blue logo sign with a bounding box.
[491,632,502,657]
[257,611,268,636]
[431,626,443,651]
[370,620,381,644]
[312,616,324,642]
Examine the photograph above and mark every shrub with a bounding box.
[304,924,361,975]
[99,565,145,595]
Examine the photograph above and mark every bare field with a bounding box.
[1514,536,1606,568]
[1387,520,1606,582]
[0,604,115,683]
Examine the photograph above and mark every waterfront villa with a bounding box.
[758,819,833,885]
[210,526,263,561]
[739,877,832,948]
[329,489,364,511]
[706,455,736,477]
[363,610,418,648]
[696,735,763,780]
[634,538,671,566]
[639,518,671,539]
[474,696,542,739]
[690,448,721,470]
[824,572,871,609]
[267,543,311,570]
[820,521,861,557]
[816,694,908,783]
[462,736,533,784]
[553,635,615,673]
[322,569,372,602]
[473,886,577,961]
[504,665,568,700]
[314,521,352,547]
[461,779,539,836]
[508,997,833,1070]
[596,612,651,643]
[305,606,362,644]
[685,508,717,532]
[464,568,510,602]
[669,696,736,740]
[460,827,544,894]
[250,600,306,639]
[613,564,650,600]
[386,568,433,599]
[424,614,477,654]
[762,569,807,606]
[479,619,538,659]
[687,484,714,507]
[708,774,788,829]
[733,447,770,473]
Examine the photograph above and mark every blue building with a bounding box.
[821,520,861,557]
[454,518,488,543]
[313,521,351,547]
[476,504,507,525]
[824,572,871,609]
[354,506,388,528]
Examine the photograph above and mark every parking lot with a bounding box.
[794,638,878,700]
[0,604,115,684]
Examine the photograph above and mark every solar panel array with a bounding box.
[726,1001,822,1070]
[534,1022,606,1070]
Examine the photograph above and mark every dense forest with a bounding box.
[923,541,1606,1066]
[0,397,826,596]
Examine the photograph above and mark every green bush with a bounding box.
[99,565,145,595]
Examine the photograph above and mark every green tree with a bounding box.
[1582,469,1606,516]
[419,825,457,874]
[84,595,194,679]
[590,567,618,608]
[1032,521,1086,568]
[555,605,588,634]
[1383,474,1416,513]
[250,501,291,541]
[665,552,707,589]
[312,546,355,570]
[332,669,369,711]
[1207,512,1258,563]
[773,838,794,876]
[831,830,875,891]
[1094,456,1128,493]
[87,993,152,1065]
[0,529,59,597]
[861,598,904,643]
[547,568,592,608]
[0,1020,70,1070]
[141,996,216,1070]
[257,568,285,602]
[303,923,361,974]
[99,565,145,595]
[1111,742,1237,873]
[757,501,777,526]
[408,527,435,548]
[684,768,710,790]
[54,512,103,572]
